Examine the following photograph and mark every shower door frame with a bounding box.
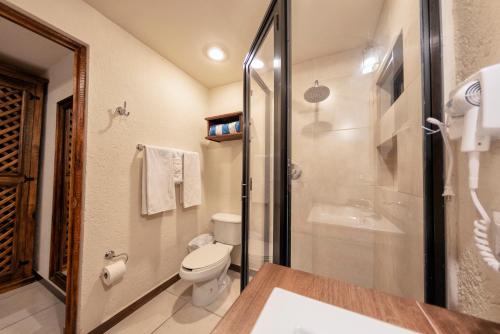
[242,0,446,307]
[422,0,446,307]
[241,0,290,289]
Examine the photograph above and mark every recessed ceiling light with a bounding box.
[251,58,264,69]
[206,46,227,61]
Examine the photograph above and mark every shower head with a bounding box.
[304,80,330,103]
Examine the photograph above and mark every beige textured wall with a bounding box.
[205,81,243,264]
[34,52,73,289]
[5,0,210,332]
[442,0,500,323]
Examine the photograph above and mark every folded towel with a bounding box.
[182,151,202,208]
[141,146,177,215]
[172,151,183,184]
[209,121,240,136]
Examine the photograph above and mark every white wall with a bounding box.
[34,52,73,288]
[4,0,210,332]
[205,81,243,264]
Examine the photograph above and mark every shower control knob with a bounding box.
[290,163,302,180]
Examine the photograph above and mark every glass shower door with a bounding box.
[241,1,288,288]
[289,0,426,301]
[247,32,275,278]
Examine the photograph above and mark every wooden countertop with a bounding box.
[213,264,500,334]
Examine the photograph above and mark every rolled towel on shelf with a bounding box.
[209,121,240,136]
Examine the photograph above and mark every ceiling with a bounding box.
[291,0,385,63]
[0,18,72,76]
[84,0,270,88]
[83,0,385,88]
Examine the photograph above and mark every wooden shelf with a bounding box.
[205,111,243,143]
[205,133,243,143]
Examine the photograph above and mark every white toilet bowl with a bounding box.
[179,243,233,306]
[179,213,241,307]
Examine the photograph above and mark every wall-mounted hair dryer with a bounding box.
[442,64,500,272]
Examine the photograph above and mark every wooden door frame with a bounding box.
[0,3,87,333]
[49,95,73,291]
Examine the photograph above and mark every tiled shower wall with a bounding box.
[291,0,425,301]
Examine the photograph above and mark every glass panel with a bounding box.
[290,0,425,301]
[248,27,275,277]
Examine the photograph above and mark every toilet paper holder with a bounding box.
[104,250,129,263]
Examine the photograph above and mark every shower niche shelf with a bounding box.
[205,111,243,142]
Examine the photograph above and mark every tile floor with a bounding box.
[0,270,239,334]
[107,270,241,334]
[0,281,65,334]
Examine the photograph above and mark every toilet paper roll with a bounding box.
[102,260,126,286]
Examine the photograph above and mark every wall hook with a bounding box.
[115,101,129,116]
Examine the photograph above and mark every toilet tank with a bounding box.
[212,213,241,245]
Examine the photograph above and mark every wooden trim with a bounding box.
[49,95,73,292]
[229,263,240,272]
[65,46,87,334]
[0,3,81,51]
[36,272,66,303]
[205,133,243,143]
[204,111,242,121]
[0,274,39,294]
[88,274,181,334]
[0,4,88,334]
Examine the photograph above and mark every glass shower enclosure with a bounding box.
[241,0,445,305]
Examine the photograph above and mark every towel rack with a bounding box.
[137,144,145,151]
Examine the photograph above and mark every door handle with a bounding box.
[24,175,35,182]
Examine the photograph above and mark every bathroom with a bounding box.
[0,0,499,333]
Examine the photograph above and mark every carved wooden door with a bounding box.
[0,65,44,291]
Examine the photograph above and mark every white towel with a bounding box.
[172,151,183,184]
[141,146,177,215]
[182,151,202,208]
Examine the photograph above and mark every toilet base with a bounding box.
[192,273,230,307]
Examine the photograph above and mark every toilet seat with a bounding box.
[182,243,231,270]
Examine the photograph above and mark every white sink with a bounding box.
[251,288,417,334]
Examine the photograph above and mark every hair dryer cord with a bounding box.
[470,190,500,272]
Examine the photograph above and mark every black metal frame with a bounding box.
[242,0,446,306]
[421,0,446,306]
[241,0,290,290]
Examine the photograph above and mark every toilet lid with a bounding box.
[182,243,230,270]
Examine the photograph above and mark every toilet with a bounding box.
[179,213,241,307]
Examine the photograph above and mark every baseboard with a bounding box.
[0,274,39,294]
[229,263,241,272]
[36,273,66,303]
[89,273,181,334]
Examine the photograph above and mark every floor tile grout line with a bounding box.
[0,300,61,331]
[149,295,191,334]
